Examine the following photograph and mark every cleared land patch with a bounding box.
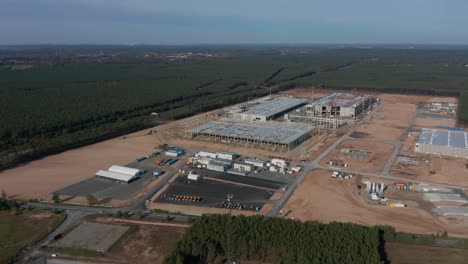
[386,243,468,264]
[321,139,395,173]
[281,170,446,235]
[54,222,129,252]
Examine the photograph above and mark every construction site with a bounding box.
[2,89,468,264]
[172,93,374,153]
[284,92,373,129]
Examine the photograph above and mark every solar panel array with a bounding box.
[417,128,468,149]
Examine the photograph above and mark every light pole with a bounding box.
[225,194,235,264]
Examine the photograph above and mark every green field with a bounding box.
[0,211,64,263]
[386,243,468,264]
[1,48,468,170]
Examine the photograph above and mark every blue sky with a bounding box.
[1,0,467,44]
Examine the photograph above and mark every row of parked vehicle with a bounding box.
[218,201,261,211]
[160,194,203,202]
[157,158,179,166]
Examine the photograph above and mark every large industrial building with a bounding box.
[300,93,372,118]
[284,93,372,129]
[95,165,144,183]
[415,128,468,158]
[228,97,308,121]
[191,121,314,151]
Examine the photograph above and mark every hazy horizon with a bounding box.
[1,0,468,45]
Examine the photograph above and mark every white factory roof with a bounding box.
[309,93,369,108]
[241,97,308,117]
[192,121,314,144]
[417,128,468,149]
[96,170,138,183]
[108,165,142,176]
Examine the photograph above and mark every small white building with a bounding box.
[217,152,237,160]
[233,162,254,172]
[245,159,267,168]
[271,158,287,168]
[198,151,218,159]
[187,172,201,181]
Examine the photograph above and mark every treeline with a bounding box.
[2,50,468,170]
[261,67,285,86]
[164,214,384,264]
[269,70,316,86]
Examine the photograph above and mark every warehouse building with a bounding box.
[96,170,139,183]
[217,152,237,160]
[108,165,144,177]
[230,97,308,121]
[96,165,144,183]
[415,128,468,158]
[207,159,232,172]
[191,121,314,151]
[233,162,254,172]
[245,159,267,168]
[295,93,372,118]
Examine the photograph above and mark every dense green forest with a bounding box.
[1,47,468,169]
[164,214,384,264]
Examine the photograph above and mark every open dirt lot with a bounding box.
[0,130,162,200]
[0,107,223,201]
[281,169,468,236]
[392,156,468,188]
[54,222,129,252]
[414,117,456,128]
[109,223,186,264]
[321,139,394,173]
[354,94,457,142]
[355,102,416,142]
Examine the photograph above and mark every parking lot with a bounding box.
[55,158,173,200]
[191,169,290,190]
[155,174,275,210]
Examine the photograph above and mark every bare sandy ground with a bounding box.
[414,117,456,128]
[321,139,394,173]
[393,157,468,188]
[281,170,457,235]
[0,129,162,200]
[0,107,224,201]
[355,94,457,142]
[355,102,416,142]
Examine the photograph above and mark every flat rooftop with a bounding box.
[417,128,468,149]
[241,97,308,117]
[191,121,314,144]
[309,93,368,108]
